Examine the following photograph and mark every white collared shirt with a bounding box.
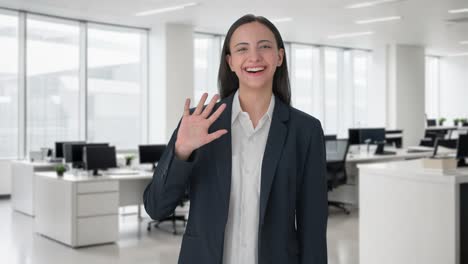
[223,90,275,264]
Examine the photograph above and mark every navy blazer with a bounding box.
[143,93,328,264]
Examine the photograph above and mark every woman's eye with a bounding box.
[237,47,247,52]
[260,45,271,49]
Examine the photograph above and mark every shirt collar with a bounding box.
[231,89,275,125]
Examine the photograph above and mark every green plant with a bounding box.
[461,118,468,124]
[124,154,135,166]
[55,164,66,176]
[438,117,446,126]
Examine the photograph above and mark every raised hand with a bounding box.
[175,93,228,161]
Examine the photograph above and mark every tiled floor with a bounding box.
[0,198,358,264]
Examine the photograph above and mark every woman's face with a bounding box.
[227,21,284,92]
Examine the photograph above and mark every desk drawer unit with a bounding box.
[77,215,118,246]
[74,180,119,247]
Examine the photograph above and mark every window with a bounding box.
[87,24,147,149]
[290,44,321,118]
[26,15,81,152]
[194,33,222,100]
[0,12,18,157]
[425,56,440,119]
[289,45,372,137]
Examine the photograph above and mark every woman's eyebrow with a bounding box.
[257,40,273,44]
[234,42,249,47]
[234,40,273,47]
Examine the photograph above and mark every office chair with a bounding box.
[325,139,351,215]
[147,197,188,235]
[419,129,447,147]
[385,129,403,148]
[324,134,337,141]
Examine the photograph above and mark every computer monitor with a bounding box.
[139,144,166,169]
[360,128,386,144]
[427,119,437,127]
[348,129,361,145]
[84,146,117,176]
[64,143,109,168]
[457,134,468,167]
[433,138,458,157]
[55,141,85,158]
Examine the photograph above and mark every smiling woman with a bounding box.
[144,14,328,264]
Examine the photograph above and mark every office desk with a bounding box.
[328,147,454,206]
[358,159,468,264]
[11,160,57,216]
[346,148,435,163]
[34,171,152,247]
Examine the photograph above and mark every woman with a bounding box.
[143,14,327,264]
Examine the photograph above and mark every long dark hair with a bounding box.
[218,14,291,105]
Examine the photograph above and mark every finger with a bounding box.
[183,98,190,116]
[201,94,219,118]
[207,103,226,124]
[204,129,228,144]
[193,93,208,115]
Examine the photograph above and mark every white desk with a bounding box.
[11,160,57,216]
[358,159,468,264]
[329,147,446,206]
[347,147,435,163]
[34,171,152,247]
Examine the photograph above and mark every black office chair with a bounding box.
[432,138,458,157]
[385,129,403,148]
[147,197,188,235]
[325,139,350,215]
[324,134,337,141]
[419,129,447,147]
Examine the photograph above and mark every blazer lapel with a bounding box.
[259,99,290,227]
[211,94,234,222]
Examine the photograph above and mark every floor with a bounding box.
[0,198,358,264]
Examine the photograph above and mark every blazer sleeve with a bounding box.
[143,125,196,220]
[297,119,328,264]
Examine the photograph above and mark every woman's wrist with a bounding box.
[175,141,193,161]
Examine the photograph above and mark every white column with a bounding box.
[386,44,425,147]
[148,23,194,143]
[165,24,194,140]
[367,43,387,128]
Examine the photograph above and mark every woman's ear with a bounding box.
[277,48,284,67]
[226,54,234,72]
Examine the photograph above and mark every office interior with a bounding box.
[1,0,468,263]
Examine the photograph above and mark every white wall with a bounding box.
[0,160,12,195]
[387,44,426,147]
[440,57,468,121]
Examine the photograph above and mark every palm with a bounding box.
[177,114,212,150]
[175,93,227,160]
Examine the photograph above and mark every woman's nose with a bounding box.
[247,49,261,62]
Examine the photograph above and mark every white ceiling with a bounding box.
[1,0,468,55]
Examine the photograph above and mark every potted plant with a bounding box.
[55,164,66,177]
[461,118,468,127]
[438,117,446,126]
[124,154,135,167]
[454,118,460,126]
